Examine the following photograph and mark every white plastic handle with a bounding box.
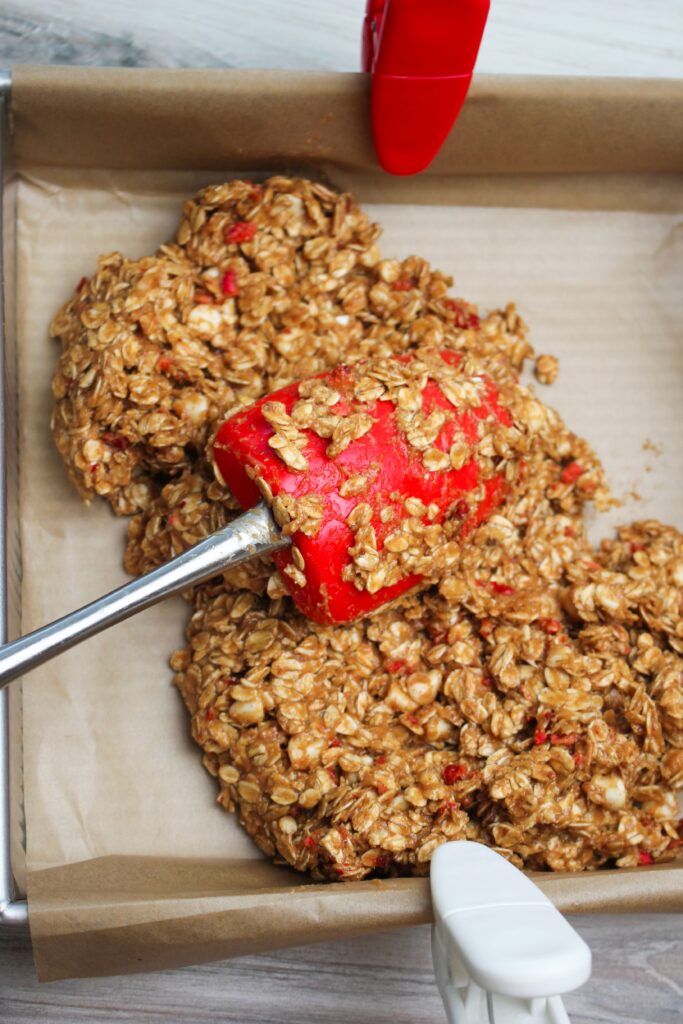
[430,842,592,1024]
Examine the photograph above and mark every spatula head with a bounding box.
[214,349,511,624]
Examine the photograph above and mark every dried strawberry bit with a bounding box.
[453,499,470,519]
[638,850,654,866]
[101,431,130,451]
[225,220,256,244]
[158,356,173,373]
[564,526,575,538]
[481,676,493,688]
[167,513,177,527]
[491,582,515,596]
[385,658,408,674]
[329,736,341,748]
[573,752,583,766]
[89,463,98,474]
[374,755,387,765]
[205,708,215,721]
[560,461,584,484]
[302,836,316,849]
[326,766,339,784]
[550,732,577,747]
[405,713,419,726]
[533,729,549,745]
[221,269,239,297]
[393,278,416,292]
[445,299,480,330]
[538,617,562,635]
[443,763,468,784]
[436,800,459,818]
[630,542,645,554]
[480,618,496,637]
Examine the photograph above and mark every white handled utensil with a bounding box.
[431,842,592,1024]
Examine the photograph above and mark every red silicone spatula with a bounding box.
[363,0,490,175]
[0,350,510,688]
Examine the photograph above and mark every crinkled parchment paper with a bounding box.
[14,169,683,980]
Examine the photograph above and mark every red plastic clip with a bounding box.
[362,0,490,176]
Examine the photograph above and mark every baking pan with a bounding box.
[2,67,683,979]
[0,70,27,928]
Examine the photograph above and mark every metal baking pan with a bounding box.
[2,65,682,972]
[0,70,27,928]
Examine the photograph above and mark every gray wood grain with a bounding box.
[1,916,682,1024]
[1,0,682,76]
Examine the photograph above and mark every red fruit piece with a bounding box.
[225,221,256,244]
[101,432,130,451]
[638,850,654,866]
[222,269,239,296]
[443,763,468,784]
[550,733,577,747]
[445,299,480,330]
[560,461,584,484]
[436,799,460,817]
[533,730,549,745]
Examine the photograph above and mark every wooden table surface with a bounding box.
[1,2,683,1022]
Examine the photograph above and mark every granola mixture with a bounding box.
[50,177,682,881]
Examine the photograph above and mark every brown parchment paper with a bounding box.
[14,165,683,981]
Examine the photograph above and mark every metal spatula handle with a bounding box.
[0,501,285,691]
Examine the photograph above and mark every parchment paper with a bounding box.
[15,168,683,981]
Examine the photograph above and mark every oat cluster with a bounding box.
[50,177,682,881]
